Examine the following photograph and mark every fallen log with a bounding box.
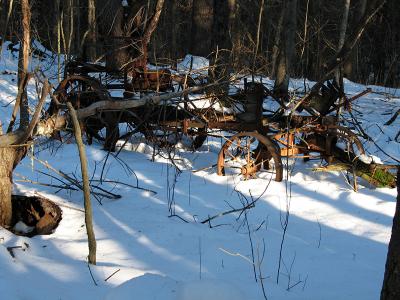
[36,82,221,136]
[314,146,397,188]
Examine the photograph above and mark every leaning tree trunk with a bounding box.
[0,0,31,228]
[0,148,16,227]
[381,167,400,300]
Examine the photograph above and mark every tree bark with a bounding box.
[67,102,96,265]
[87,0,97,61]
[344,0,367,79]
[0,0,31,227]
[334,0,350,89]
[273,0,297,99]
[104,0,164,72]
[381,167,400,299]
[190,0,214,57]
[0,148,16,227]
[0,80,50,228]
[271,8,284,79]
[18,0,31,130]
[104,1,126,72]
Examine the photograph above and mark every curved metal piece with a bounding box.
[48,75,113,147]
[51,75,110,112]
[327,125,365,155]
[217,131,283,182]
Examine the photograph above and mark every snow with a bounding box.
[177,54,209,78]
[0,42,399,299]
[176,279,245,300]
[359,154,383,165]
[13,221,35,235]
[105,273,178,300]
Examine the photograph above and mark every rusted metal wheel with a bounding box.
[50,75,109,113]
[48,75,111,145]
[217,132,283,181]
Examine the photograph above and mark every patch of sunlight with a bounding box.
[347,189,396,218]
[266,188,391,244]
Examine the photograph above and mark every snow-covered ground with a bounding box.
[0,44,399,299]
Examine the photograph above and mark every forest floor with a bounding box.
[0,43,399,300]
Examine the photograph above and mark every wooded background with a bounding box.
[1,0,398,86]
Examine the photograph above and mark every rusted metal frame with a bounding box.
[326,88,372,114]
[158,119,261,132]
[217,132,283,182]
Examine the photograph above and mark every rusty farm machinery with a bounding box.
[43,60,397,188]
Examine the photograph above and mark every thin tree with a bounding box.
[334,0,351,90]
[335,0,351,120]
[87,0,97,61]
[273,0,297,100]
[18,0,31,130]
[344,0,367,80]
[67,102,97,265]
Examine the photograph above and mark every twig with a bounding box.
[199,237,202,280]
[6,246,22,258]
[200,200,256,224]
[168,214,189,223]
[257,239,268,300]
[89,179,157,195]
[384,108,400,126]
[87,262,98,286]
[30,155,120,202]
[219,247,255,265]
[104,269,121,282]
[316,217,322,248]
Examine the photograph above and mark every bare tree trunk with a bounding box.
[344,0,367,79]
[67,102,96,265]
[56,0,61,81]
[0,148,16,227]
[228,0,240,71]
[105,0,164,72]
[381,167,400,300]
[76,0,81,57]
[190,0,214,57]
[0,79,50,228]
[105,1,125,71]
[87,0,96,61]
[1,0,14,50]
[274,0,297,99]
[271,8,284,79]
[18,0,31,130]
[334,0,351,89]
[253,0,265,70]
[210,0,231,85]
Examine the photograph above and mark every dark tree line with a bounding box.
[1,0,399,88]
